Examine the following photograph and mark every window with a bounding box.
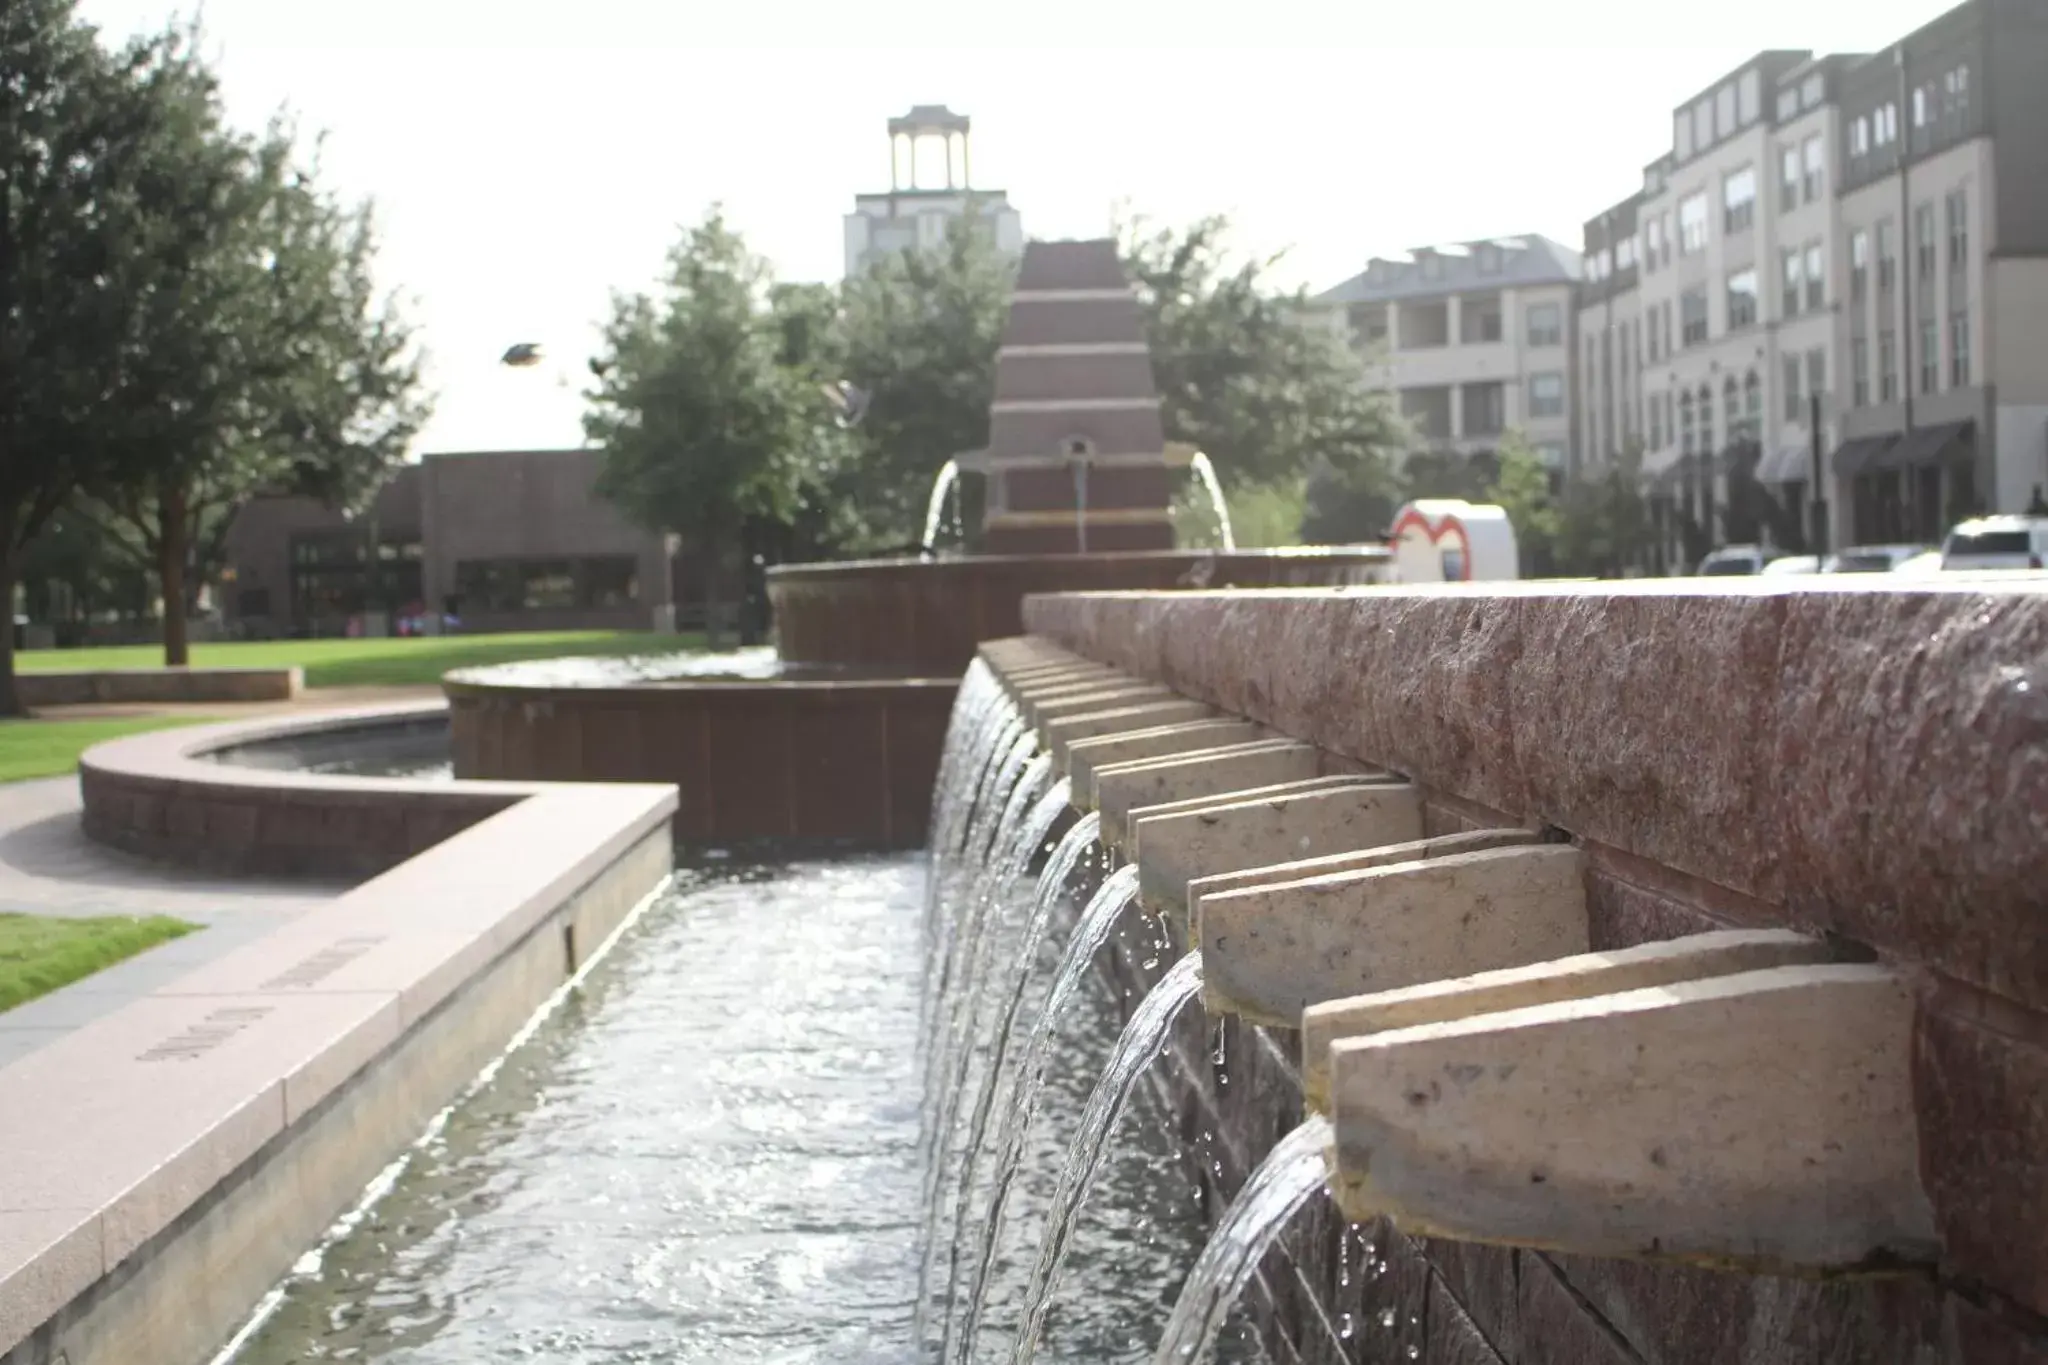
[1725,376,1743,443]
[1461,296,1503,343]
[1645,216,1665,271]
[1743,370,1762,437]
[1803,135,1825,201]
[1348,303,1388,347]
[1616,236,1637,270]
[1947,189,1969,268]
[1802,74,1825,108]
[1852,336,1871,406]
[453,557,640,614]
[1679,192,1709,253]
[1919,317,1939,394]
[1777,88,1799,122]
[1807,348,1826,408]
[1875,101,1898,146]
[1780,145,1801,211]
[1804,242,1824,311]
[1716,84,1738,137]
[1727,268,1758,330]
[1723,166,1756,234]
[1525,301,1562,347]
[1738,70,1760,125]
[1877,220,1895,291]
[1533,442,1566,470]
[1851,229,1870,302]
[1698,385,1715,453]
[1675,110,1694,160]
[1912,84,1930,129]
[1649,389,1664,448]
[1678,390,1695,455]
[1850,115,1870,157]
[1951,309,1971,386]
[1944,64,1971,117]
[1915,202,1937,280]
[1681,288,1709,346]
[1782,248,1804,317]
[1783,355,1804,421]
[1879,329,1897,402]
[1463,382,1506,435]
[1527,372,1565,418]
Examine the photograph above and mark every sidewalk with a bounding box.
[0,777,345,1072]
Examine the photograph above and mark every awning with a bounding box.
[1831,434,1897,478]
[1874,420,1972,471]
[1756,443,1816,484]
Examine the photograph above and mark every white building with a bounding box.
[1313,237,1581,477]
[842,105,1024,280]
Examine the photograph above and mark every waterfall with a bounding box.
[922,458,962,554]
[1187,452,1236,552]
[1149,1116,1335,1364]
[1009,950,1207,1365]
[951,862,1141,1362]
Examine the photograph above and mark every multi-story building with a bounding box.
[1313,237,1581,478]
[1580,0,2048,564]
[842,105,1024,279]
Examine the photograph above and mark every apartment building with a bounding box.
[1578,0,2048,561]
[843,106,1024,279]
[1314,237,1581,476]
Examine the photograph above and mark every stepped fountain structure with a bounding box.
[446,238,1390,842]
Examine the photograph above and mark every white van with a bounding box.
[1939,515,2048,571]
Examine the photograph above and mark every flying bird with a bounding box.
[822,379,871,428]
[500,343,544,368]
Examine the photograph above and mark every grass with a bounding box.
[14,629,703,689]
[0,912,198,1014]
[0,714,215,784]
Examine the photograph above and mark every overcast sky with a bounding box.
[78,0,1955,455]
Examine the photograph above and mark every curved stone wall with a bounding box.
[766,547,1390,674]
[445,676,957,846]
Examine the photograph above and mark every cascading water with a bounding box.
[1010,950,1208,1365]
[1186,452,1236,552]
[922,458,963,555]
[1149,1116,1335,1364]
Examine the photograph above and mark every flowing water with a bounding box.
[954,862,1141,1361]
[1011,951,1209,1365]
[1186,453,1237,553]
[1150,1117,1335,1365]
[922,459,963,552]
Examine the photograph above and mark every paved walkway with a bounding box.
[0,778,345,1073]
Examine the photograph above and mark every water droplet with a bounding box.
[1380,1309,1396,1329]
[1339,1312,1355,1339]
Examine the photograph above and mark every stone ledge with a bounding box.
[2,706,678,1360]
[18,667,301,707]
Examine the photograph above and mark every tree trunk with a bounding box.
[700,531,725,651]
[159,479,190,667]
[0,550,22,719]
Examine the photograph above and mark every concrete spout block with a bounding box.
[1064,720,1269,797]
[1327,963,1939,1272]
[1093,742,1337,849]
[1198,844,1590,1027]
[1186,829,1539,934]
[1044,700,1217,762]
[1010,669,1127,704]
[1299,928,1838,1115]
[1029,684,1176,728]
[1128,783,1426,924]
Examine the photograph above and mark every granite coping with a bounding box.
[1020,575,2048,1011]
[18,666,302,706]
[0,705,678,1356]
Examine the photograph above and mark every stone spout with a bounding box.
[1028,684,1176,728]
[1045,700,1216,760]
[1126,781,1424,926]
[1299,928,1840,1114]
[1325,962,1940,1273]
[1196,844,1589,1026]
[1092,742,1357,849]
[1064,720,1268,796]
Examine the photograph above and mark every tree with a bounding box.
[0,1,201,711]
[836,218,1012,551]
[586,208,824,646]
[73,62,428,667]
[1555,445,1654,578]
[1484,431,1562,576]
[1121,214,1407,502]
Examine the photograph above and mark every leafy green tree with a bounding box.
[1484,431,1562,576]
[587,208,825,645]
[1121,214,1407,502]
[0,1,200,710]
[1555,445,1654,577]
[74,71,428,667]
[836,219,1012,550]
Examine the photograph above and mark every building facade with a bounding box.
[222,449,676,638]
[1313,237,1581,479]
[842,105,1024,279]
[1577,0,2048,563]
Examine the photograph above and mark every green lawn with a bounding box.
[0,912,198,1013]
[14,629,702,689]
[0,715,215,783]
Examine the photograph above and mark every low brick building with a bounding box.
[222,448,677,638]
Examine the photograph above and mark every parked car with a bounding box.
[1891,549,1946,576]
[1939,515,2048,571]
[1696,545,1774,575]
[1760,554,1823,576]
[1825,543,1937,573]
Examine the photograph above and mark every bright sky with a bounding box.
[79,0,1954,457]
